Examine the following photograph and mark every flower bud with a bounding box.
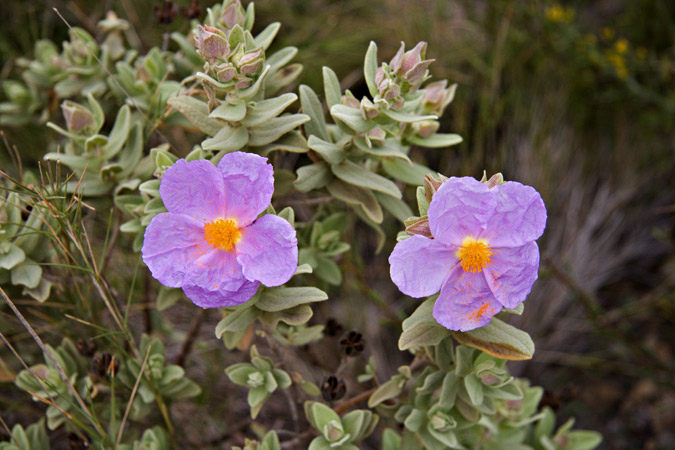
[340,95,360,109]
[414,120,439,138]
[237,48,264,76]
[423,80,456,114]
[360,98,378,120]
[221,0,246,28]
[61,101,95,134]
[215,62,237,82]
[367,127,386,144]
[389,42,406,73]
[194,25,229,63]
[400,42,427,74]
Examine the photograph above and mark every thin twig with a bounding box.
[175,308,207,367]
[333,387,376,415]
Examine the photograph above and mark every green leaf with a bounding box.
[103,105,131,158]
[368,375,407,407]
[451,317,535,361]
[463,374,484,406]
[300,85,330,141]
[295,162,332,192]
[241,93,298,127]
[374,192,413,222]
[0,244,26,270]
[202,124,249,152]
[308,135,345,164]
[564,431,603,450]
[265,47,298,76]
[255,286,328,312]
[326,179,383,224]
[363,41,379,99]
[226,363,258,386]
[168,96,222,136]
[11,260,42,289]
[331,160,401,198]
[382,109,437,123]
[399,298,450,351]
[249,114,310,147]
[254,22,280,50]
[215,306,260,339]
[265,64,302,97]
[22,278,52,303]
[407,133,462,148]
[322,67,342,107]
[260,304,313,327]
[330,104,373,133]
[156,287,183,311]
[439,372,459,409]
[209,101,247,122]
[382,158,434,186]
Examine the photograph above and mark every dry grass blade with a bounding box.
[115,345,152,448]
[0,287,107,440]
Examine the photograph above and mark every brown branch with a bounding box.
[333,387,377,415]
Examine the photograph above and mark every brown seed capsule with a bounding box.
[154,0,178,25]
[76,338,97,357]
[181,0,202,20]
[325,318,343,337]
[339,331,365,357]
[321,376,346,402]
[93,352,119,378]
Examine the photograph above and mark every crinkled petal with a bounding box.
[159,159,226,222]
[428,177,497,246]
[141,213,210,288]
[217,152,274,226]
[483,242,540,309]
[236,215,298,287]
[389,235,458,298]
[483,182,547,248]
[433,271,503,331]
[181,249,259,307]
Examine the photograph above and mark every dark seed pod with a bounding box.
[324,318,343,337]
[181,0,202,20]
[339,330,365,357]
[93,352,119,378]
[321,375,346,402]
[76,338,97,357]
[154,0,178,25]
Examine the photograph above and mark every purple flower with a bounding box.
[389,177,547,331]
[142,152,298,308]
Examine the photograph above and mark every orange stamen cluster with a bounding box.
[204,218,242,251]
[457,237,493,273]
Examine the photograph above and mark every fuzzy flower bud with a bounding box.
[214,62,237,82]
[237,48,264,76]
[194,25,229,63]
[423,80,456,115]
[360,98,378,120]
[221,0,246,28]
[61,101,95,134]
[414,119,440,138]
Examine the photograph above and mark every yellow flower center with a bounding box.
[457,237,493,273]
[204,218,242,251]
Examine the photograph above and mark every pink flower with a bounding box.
[389,177,547,331]
[142,152,298,308]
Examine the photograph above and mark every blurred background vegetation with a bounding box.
[1,0,673,449]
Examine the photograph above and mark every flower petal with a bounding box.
[483,181,547,248]
[217,152,274,226]
[483,242,540,309]
[433,272,503,331]
[141,213,210,288]
[236,215,298,287]
[428,177,497,246]
[389,235,458,298]
[159,159,225,222]
[181,249,259,307]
